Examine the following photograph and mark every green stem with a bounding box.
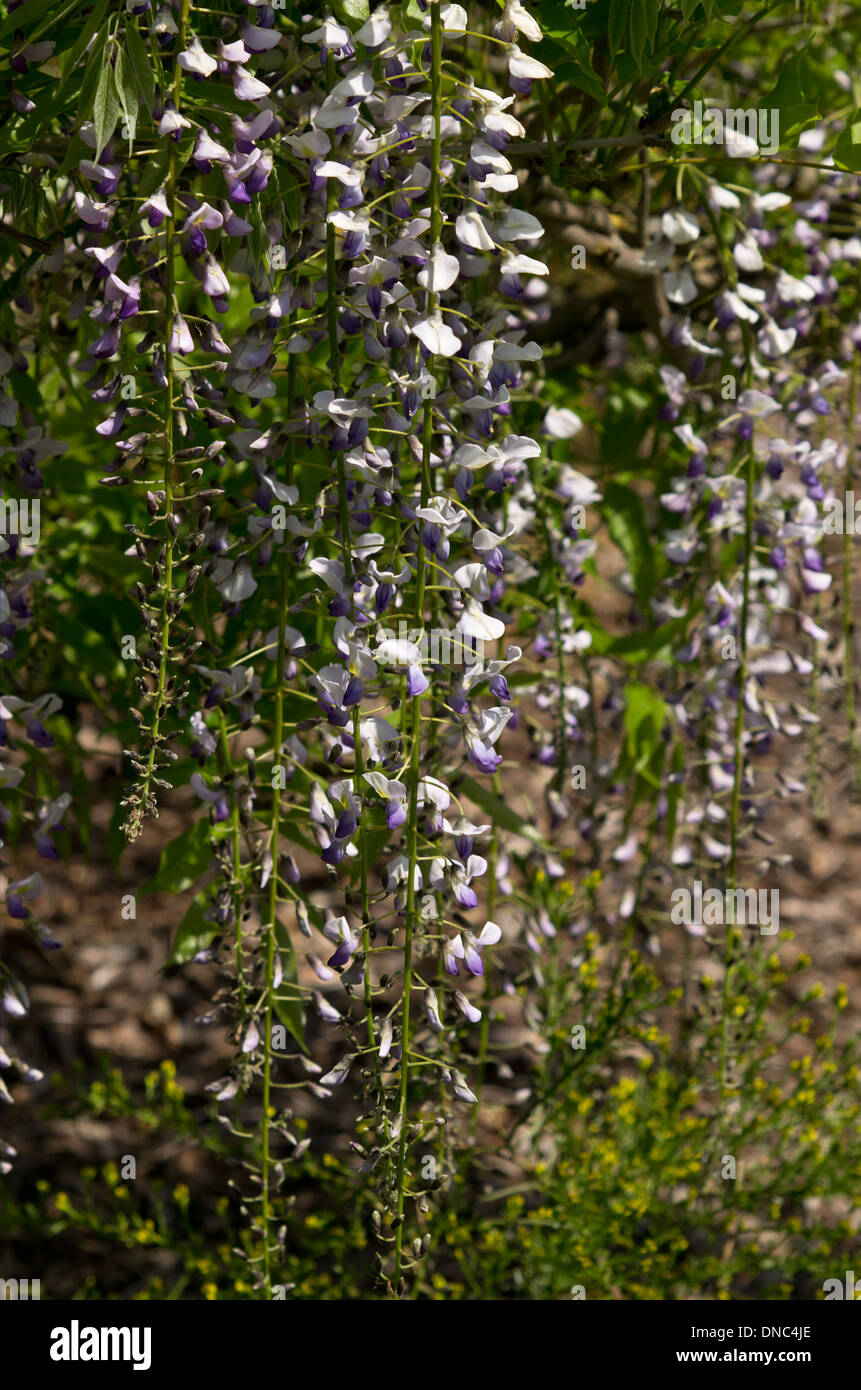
[700,163,754,1106]
[125,0,191,840]
[260,336,297,1300]
[215,709,246,1021]
[393,2,441,1294]
[321,70,388,1250]
[720,435,754,1104]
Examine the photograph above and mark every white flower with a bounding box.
[73,191,114,225]
[242,24,282,52]
[502,0,542,42]
[473,525,516,550]
[482,105,525,140]
[417,243,460,293]
[634,239,674,271]
[303,19,350,47]
[708,183,741,210]
[662,268,697,305]
[285,129,330,159]
[507,45,552,81]
[455,561,492,601]
[493,339,542,362]
[330,69,374,102]
[751,191,792,213]
[544,406,582,438]
[722,290,758,324]
[356,6,392,46]
[315,97,360,130]
[798,126,826,153]
[317,160,364,188]
[673,423,707,454]
[220,39,250,63]
[177,36,217,76]
[412,312,460,357]
[352,532,386,561]
[455,211,495,251]
[457,599,505,641]
[502,251,548,276]
[158,108,191,136]
[738,389,781,417]
[661,209,700,245]
[757,321,796,358]
[361,716,401,763]
[496,208,543,242]
[775,270,816,303]
[453,442,502,471]
[502,434,541,464]
[327,209,370,239]
[558,466,601,506]
[194,131,231,163]
[1,693,62,721]
[415,496,468,532]
[439,4,468,33]
[218,563,257,604]
[733,236,764,273]
[802,566,832,593]
[723,128,759,158]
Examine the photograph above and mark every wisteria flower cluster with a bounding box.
[3,0,861,1301]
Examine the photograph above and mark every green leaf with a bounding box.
[113,47,139,153]
[123,18,157,114]
[601,616,691,665]
[59,0,111,87]
[93,55,121,160]
[457,775,555,852]
[0,0,54,40]
[139,818,215,897]
[78,43,105,126]
[625,681,664,750]
[608,0,629,59]
[834,110,861,173]
[623,680,668,780]
[166,892,219,966]
[553,40,606,104]
[334,0,370,22]
[644,0,660,45]
[600,481,656,607]
[630,0,649,66]
[536,0,582,45]
[762,49,819,140]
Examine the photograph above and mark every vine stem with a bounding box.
[217,709,247,1021]
[469,766,498,1136]
[320,56,388,1244]
[260,324,297,1299]
[471,491,510,1130]
[393,0,441,1294]
[699,171,754,1108]
[126,0,191,839]
[720,457,754,1106]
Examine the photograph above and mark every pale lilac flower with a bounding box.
[447,921,503,976]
